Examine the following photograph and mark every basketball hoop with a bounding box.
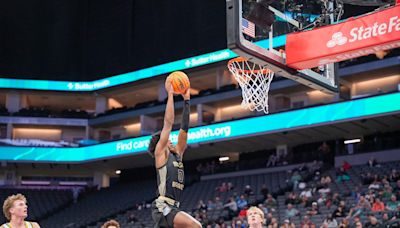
[227,57,274,114]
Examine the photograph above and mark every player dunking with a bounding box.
[148,78,201,228]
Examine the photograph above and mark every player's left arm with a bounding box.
[176,88,190,156]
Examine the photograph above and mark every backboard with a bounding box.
[226,0,339,94]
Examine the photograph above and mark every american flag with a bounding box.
[242,18,255,38]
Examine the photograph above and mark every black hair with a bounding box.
[147,131,161,158]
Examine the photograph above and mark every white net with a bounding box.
[227,57,274,114]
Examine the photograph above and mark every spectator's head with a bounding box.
[369,216,378,225]
[382,212,389,220]
[2,193,28,221]
[303,215,310,222]
[240,194,245,199]
[312,202,318,208]
[339,200,346,207]
[287,203,293,209]
[375,198,381,203]
[340,218,349,226]
[333,193,339,198]
[101,220,120,228]
[391,195,397,202]
[247,206,265,227]
[283,219,290,226]
[267,194,273,200]
[266,212,273,219]
[235,219,243,226]
[355,221,362,228]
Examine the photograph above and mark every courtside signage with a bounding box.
[0,36,286,91]
[0,92,399,162]
[286,5,400,69]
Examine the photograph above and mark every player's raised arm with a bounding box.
[176,88,190,156]
[147,80,175,168]
[155,83,175,157]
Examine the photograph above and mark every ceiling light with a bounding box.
[219,156,230,162]
[344,139,361,144]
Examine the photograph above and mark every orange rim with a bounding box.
[227,57,273,75]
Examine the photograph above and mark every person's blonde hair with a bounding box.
[2,194,27,221]
[247,206,265,224]
[101,219,120,228]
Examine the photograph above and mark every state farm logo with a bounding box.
[326,32,348,48]
[326,16,400,49]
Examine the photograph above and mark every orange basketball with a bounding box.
[168,71,190,94]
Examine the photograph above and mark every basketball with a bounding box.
[168,71,190,94]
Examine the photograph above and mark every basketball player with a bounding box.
[247,206,265,228]
[1,194,40,228]
[101,219,120,228]
[148,80,201,228]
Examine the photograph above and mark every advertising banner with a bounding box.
[286,5,400,69]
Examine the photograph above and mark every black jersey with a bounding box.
[156,151,184,202]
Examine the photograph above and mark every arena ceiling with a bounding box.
[0,0,379,82]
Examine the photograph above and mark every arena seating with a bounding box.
[80,159,400,228]
[13,107,51,118]
[40,181,154,228]
[60,109,91,119]
[0,188,73,225]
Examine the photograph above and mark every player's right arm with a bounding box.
[154,83,175,168]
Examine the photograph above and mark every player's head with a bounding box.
[148,131,162,157]
[247,206,265,227]
[101,219,120,228]
[3,193,28,221]
[148,131,178,157]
